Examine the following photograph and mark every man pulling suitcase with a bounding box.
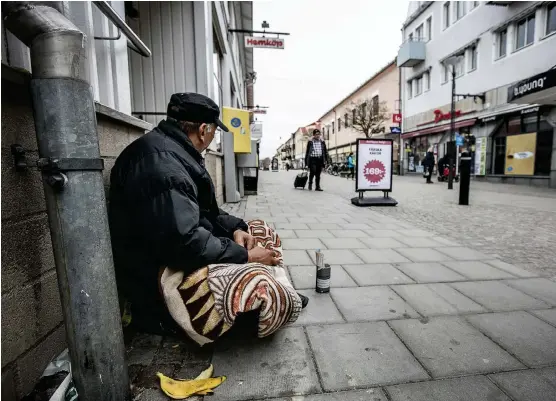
[304,129,328,191]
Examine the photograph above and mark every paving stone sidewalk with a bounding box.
[129,171,556,401]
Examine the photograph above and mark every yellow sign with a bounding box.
[505,133,536,175]
[222,107,251,153]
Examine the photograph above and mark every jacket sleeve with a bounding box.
[305,141,311,166]
[134,177,248,273]
[216,208,249,237]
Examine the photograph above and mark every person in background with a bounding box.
[423,147,435,184]
[347,152,355,180]
[304,129,328,191]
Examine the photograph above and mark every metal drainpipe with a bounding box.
[2,2,129,400]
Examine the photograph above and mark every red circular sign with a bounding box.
[363,160,386,183]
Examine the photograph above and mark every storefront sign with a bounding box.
[520,106,540,115]
[249,108,268,114]
[250,122,263,140]
[474,137,487,176]
[392,113,402,123]
[434,109,462,123]
[356,139,393,192]
[245,36,285,49]
[481,116,497,123]
[390,126,401,134]
[271,157,279,172]
[508,68,556,102]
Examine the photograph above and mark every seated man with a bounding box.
[109,93,306,345]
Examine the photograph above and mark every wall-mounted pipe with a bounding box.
[92,0,151,57]
[2,2,130,400]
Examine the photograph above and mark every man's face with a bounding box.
[313,133,321,141]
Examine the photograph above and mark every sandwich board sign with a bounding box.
[352,138,397,207]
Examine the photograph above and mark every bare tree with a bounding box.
[348,97,390,138]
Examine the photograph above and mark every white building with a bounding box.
[398,1,556,187]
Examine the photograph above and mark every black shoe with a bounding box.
[315,188,323,191]
[308,184,312,190]
[298,293,309,309]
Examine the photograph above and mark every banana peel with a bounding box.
[156,365,225,399]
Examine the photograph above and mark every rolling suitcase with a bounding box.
[294,170,308,189]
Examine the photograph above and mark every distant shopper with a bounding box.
[423,147,435,184]
[304,129,328,191]
[347,152,355,180]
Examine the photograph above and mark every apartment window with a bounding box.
[470,45,478,71]
[547,3,556,35]
[516,14,535,50]
[352,109,357,125]
[407,80,413,98]
[338,118,342,132]
[344,113,348,127]
[471,1,479,9]
[456,1,466,20]
[455,55,465,77]
[442,64,449,84]
[408,32,414,41]
[443,2,450,29]
[415,76,423,96]
[424,71,430,91]
[371,95,379,115]
[426,17,432,41]
[497,29,507,58]
[416,24,424,41]
[332,122,335,134]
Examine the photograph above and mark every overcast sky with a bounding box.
[252,0,409,158]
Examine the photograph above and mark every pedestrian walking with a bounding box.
[423,147,435,184]
[304,129,328,191]
[347,152,355,180]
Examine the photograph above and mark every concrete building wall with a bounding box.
[401,2,556,120]
[319,61,399,158]
[0,66,150,400]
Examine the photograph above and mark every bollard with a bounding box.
[459,152,472,205]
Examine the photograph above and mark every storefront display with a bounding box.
[505,133,536,175]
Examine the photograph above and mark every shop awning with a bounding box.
[402,118,477,139]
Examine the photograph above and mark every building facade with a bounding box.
[318,60,401,169]
[398,1,556,186]
[1,2,254,398]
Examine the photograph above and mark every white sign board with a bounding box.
[356,139,393,192]
[474,137,487,175]
[244,36,285,49]
[250,122,263,140]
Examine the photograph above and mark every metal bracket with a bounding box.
[10,144,104,191]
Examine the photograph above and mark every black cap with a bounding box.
[313,129,321,135]
[167,93,229,132]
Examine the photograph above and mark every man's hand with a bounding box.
[248,247,280,266]
[233,230,256,250]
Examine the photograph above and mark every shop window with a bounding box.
[535,120,554,175]
[493,136,506,174]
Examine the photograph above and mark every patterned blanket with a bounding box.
[160,220,302,346]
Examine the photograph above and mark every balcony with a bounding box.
[397,39,426,68]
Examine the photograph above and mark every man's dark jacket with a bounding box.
[109,120,248,332]
[304,139,328,166]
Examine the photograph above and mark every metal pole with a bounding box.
[448,68,456,190]
[3,3,129,400]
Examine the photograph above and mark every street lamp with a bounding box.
[443,55,464,190]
